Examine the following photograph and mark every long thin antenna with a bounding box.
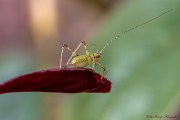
[99,9,173,54]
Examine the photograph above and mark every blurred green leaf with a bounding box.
[64,0,180,120]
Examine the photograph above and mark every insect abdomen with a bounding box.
[71,55,90,67]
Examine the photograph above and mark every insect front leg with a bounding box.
[91,57,95,70]
[96,62,107,77]
[60,44,79,68]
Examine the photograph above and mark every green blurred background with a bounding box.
[0,0,179,120]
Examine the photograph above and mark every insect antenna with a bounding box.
[99,9,173,55]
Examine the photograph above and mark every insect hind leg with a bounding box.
[60,44,79,68]
[60,45,64,68]
[63,44,79,57]
[65,42,84,66]
[62,41,91,68]
[82,41,90,56]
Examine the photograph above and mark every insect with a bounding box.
[59,9,172,76]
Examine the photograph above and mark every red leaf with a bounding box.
[0,68,111,94]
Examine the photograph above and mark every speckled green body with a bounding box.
[71,53,99,67]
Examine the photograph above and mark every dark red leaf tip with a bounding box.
[0,68,111,94]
